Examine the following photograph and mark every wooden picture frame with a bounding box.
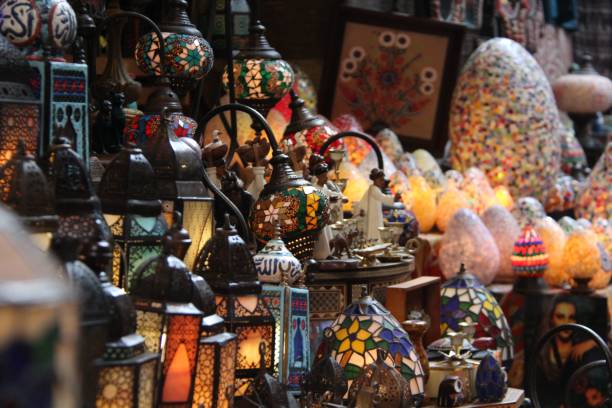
[319,6,465,156]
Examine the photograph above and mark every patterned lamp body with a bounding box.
[475,352,507,402]
[327,290,425,402]
[126,112,197,145]
[440,266,514,362]
[254,228,302,285]
[575,142,611,221]
[511,226,549,278]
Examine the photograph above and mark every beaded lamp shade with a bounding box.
[440,265,514,361]
[511,226,549,278]
[327,288,425,401]
[223,21,294,117]
[251,151,329,262]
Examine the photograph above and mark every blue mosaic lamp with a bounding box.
[475,352,507,402]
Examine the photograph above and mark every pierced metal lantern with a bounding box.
[0,205,78,407]
[98,142,168,290]
[142,111,213,269]
[251,151,329,261]
[46,137,112,252]
[131,225,204,407]
[195,216,276,397]
[0,140,57,249]
[0,34,42,168]
[85,241,160,408]
[327,287,425,402]
[223,20,294,117]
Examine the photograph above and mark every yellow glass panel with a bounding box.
[348,319,359,335]
[352,339,365,354]
[135,310,163,353]
[192,343,215,408]
[182,200,213,269]
[96,366,134,408]
[337,338,350,353]
[138,360,156,408]
[218,340,237,407]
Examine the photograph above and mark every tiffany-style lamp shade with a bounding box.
[142,111,213,269]
[223,20,294,117]
[511,225,549,278]
[98,143,168,290]
[131,226,204,406]
[195,216,276,397]
[85,241,160,408]
[327,288,425,401]
[440,264,514,362]
[0,205,78,407]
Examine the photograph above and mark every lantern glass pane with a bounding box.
[234,295,271,317]
[193,342,215,408]
[161,314,201,404]
[112,245,123,286]
[235,325,273,371]
[135,310,164,353]
[182,199,213,269]
[0,104,39,167]
[125,245,161,290]
[138,360,157,408]
[106,215,124,236]
[218,339,237,407]
[96,366,135,407]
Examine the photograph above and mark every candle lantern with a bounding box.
[0,34,42,167]
[84,241,160,408]
[0,140,58,249]
[0,206,78,407]
[98,143,168,289]
[142,111,214,269]
[195,216,276,397]
[131,223,204,406]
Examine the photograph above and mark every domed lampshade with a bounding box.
[375,128,404,164]
[0,0,77,60]
[223,21,294,117]
[563,228,611,292]
[251,151,329,261]
[327,288,425,401]
[536,216,569,288]
[253,226,302,285]
[440,265,514,362]
[511,226,549,278]
[413,149,447,192]
[450,38,562,202]
[461,167,497,215]
[134,0,213,95]
[436,187,471,232]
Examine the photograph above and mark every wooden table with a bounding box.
[423,388,524,408]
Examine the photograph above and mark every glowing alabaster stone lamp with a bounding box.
[440,264,514,362]
[413,149,447,192]
[482,205,521,283]
[574,141,611,222]
[563,229,611,293]
[535,217,569,288]
[327,287,425,403]
[195,215,276,397]
[436,187,471,232]
[409,174,437,233]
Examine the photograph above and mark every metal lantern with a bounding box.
[130,225,204,407]
[98,142,168,290]
[142,111,214,269]
[0,140,58,250]
[209,0,250,53]
[0,205,78,407]
[223,20,294,117]
[195,216,276,397]
[0,34,42,168]
[46,137,112,252]
[84,241,160,408]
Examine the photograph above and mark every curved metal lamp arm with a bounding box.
[318,130,384,171]
[528,323,612,408]
[100,12,168,77]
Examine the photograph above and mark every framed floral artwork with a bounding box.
[319,6,465,156]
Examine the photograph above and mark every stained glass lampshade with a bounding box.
[0,34,41,168]
[327,288,425,402]
[0,140,58,250]
[0,205,78,407]
[142,112,213,269]
[195,216,276,397]
[223,20,294,117]
[440,264,514,362]
[85,241,160,408]
[134,0,213,95]
[98,143,168,290]
[130,227,204,406]
[510,225,549,279]
[251,151,329,261]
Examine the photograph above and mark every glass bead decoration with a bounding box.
[510,225,549,278]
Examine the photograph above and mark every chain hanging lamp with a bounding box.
[98,142,168,290]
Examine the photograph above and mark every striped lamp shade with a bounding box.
[511,226,549,277]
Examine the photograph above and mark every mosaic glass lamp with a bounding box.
[85,241,160,408]
[327,287,425,402]
[440,264,514,362]
[98,142,168,290]
[135,0,213,95]
[251,150,329,261]
[0,205,78,407]
[195,215,276,397]
[223,20,294,117]
[0,34,42,168]
[142,111,213,269]
[130,224,204,407]
[0,140,58,250]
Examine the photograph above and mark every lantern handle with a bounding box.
[319,130,384,171]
